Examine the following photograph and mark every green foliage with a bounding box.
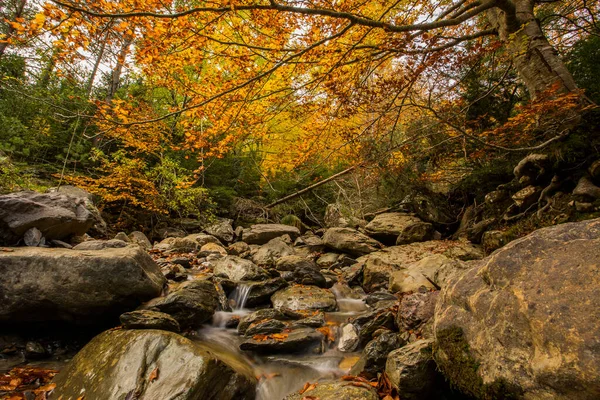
[280,214,303,229]
[567,35,600,104]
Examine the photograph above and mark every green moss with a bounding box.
[281,214,303,229]
[434,326,521,400]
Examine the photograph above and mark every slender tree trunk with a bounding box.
[490,0,578,100]
[86,37,107,98]
[105,35,133,103]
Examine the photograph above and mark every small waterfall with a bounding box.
[212,283,251,328]
[231,284,251,310]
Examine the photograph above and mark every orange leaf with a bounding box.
[148,367,159,383]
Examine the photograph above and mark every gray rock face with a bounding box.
[338,323,359,352]
[351,332,407,379]
[242,224,301,245]
[243,278,288,307]
[284,380,378,400]
[397,291,438,331]
[120,310,180,332]
[0,246,164,324]
[51,329,256,400]
[322,227,382,257]
[128,231,152,249]
[271,285,337,311]
[364,212,423,243]
[395,222,435,245]
[434,218,600,400]
[385,339,438,400]
[0,191,95,245]
[205,218,235,243]
[145,280,218,328]
[251,238,295,266]
[213,256,269,281]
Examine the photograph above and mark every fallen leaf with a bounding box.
[148,367,159,382]
[298,382,317,394]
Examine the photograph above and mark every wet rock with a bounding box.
[287,264,327,288]
[228,241,250,257]
[0,246,164,324]
[386,339,438,400]
[25,341,48,359]
[52,329,256,400]
[240,327,324,354]
[163,263,187,281]
[128,231,151,249]
[364,212,423,243]
[120,310,180,332]
[284,379,378,400]
[289,313,326,329]
[350,332,407,379]
[434,218,600,399]
[365,291,397,306]
[252,237,295,266]
[170,256,192,269]
[338,323,359,352]
[354,309,396,344]
[244,319,287,337]
[205,218,235,243]
[242,224,301,245]
[322,227,383,257]
[0,191,94,245]
[144,280,218,328]
[341,263,363,286]
[237,309,298,335]
[213,255,269,281]
[271,285,337,311]
[244,277,288,307]
[397,291,438,331]
[396,222,435,245]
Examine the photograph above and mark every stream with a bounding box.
[197,283,367,400]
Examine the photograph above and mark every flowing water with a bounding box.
[197,283,367,400]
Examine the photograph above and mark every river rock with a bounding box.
[200,242,228,256]
[51,329,256,400]
[353,309,396,344]
[72,239,128,250]
[360,241,481,292]
[242,224,300,245]
[244,319,287,337]
[293,233,325,252]
[213,255,269,281]
[385,339,438,400]
[128,231,152,249]
[350,331,407,379]
[252,237,295,266]
[364,212,423,243]
[120,310,180,332]
[244,277,288,307]
[154,236,200,252]
[276,255,318,271]
[47,185,108,237]
[240,327,324,354]
[434,218,600,399]
[228,242,250,257]
[395,222,435,245]
[285,380,378,400]
[397,291,438,331]
[482,230,507,254]
[205,218,235,243]
[0,246,164,324]
[237,309,300,335]
[338,323,359,352]
[389,269,436,293]
[0,191,95,245]
[144,280,218,328]
[322,227,382,256]
[271,285,337,311]
[316,252,340,268]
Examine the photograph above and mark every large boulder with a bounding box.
[251,237,295,266]
[144,280,218,328]
[47,185,108,237]
[213,256,269,281]
[360,241,481,292]
[0,191,95,245]
[365,212,425,244]
[51,329,256,400]
[322,227,383,257]
[0,246,164,324]
[205,218,235,243]
[242,224,300,245]
[434,218,600,399]
[271,285,337,311]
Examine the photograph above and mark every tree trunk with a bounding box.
[490,0,578,100]
[0,0,28,60]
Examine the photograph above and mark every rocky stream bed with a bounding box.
[1,189,600,399]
